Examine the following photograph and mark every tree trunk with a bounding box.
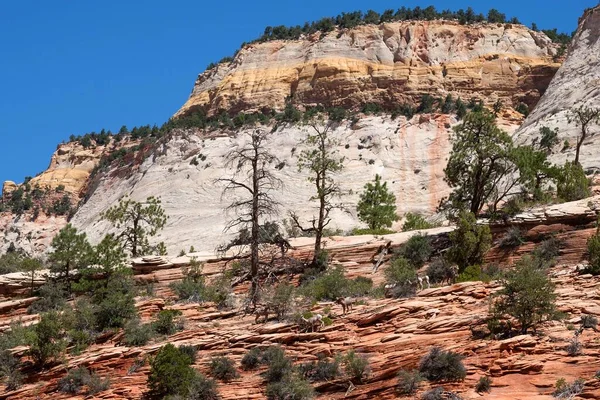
[250,147,260,305]
[575,132,586,165]
[132,219,138,257]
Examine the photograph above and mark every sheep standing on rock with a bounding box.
[335,297,357,314]
[442,265,459,285]
[301,314,324,332]
[417,275,430,291]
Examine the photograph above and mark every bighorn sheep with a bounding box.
[372,241,392,273]
[417,275,430,291]
[254,304,272,324]
[442,265,459,285]
[301,314,324,332]
[335,297,357,314]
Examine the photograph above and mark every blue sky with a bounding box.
[0,0,596,185]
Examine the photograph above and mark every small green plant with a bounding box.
[186,373,221,400]
[0,350,22,391]
[402,212,437,232]
[298,356,340,382]
[147,344,197,399]
[419,347,466,382]
[585,229,600,275]
[342,350,370,383]
[553,378,584,398]
[123,318,154,346]
[396,369,423,395]
[446,211,492,272]
[58,367,109,395]
[300,266,372,301]
[178,345,199,363]
[475,376,492,393]
[384,257,417,298]
[241,348,261,370]
[209,356,239,381]
[556,161,590,202]
[398,233,432,268]
[86,372,111,395]
[152,309,184,335]
[266,374,314,400]
[263,346,293,383]
[500,227,525,248]
[566,337,582,356]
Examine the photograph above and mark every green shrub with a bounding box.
[585,231,600,275]
[178,345,199,363]
[402,212,436,232]
[58,367,90,394]
[266,375,314,400]
[491,256,556,334]
[123,318,154,346]
[298,356,340,382]
[557,161,590,202]
[447,211,492,272]
[300,266,372,301]
[384,257,417,298]
[93,278,138,330]
[0,350,22,390]
[456,265,491,283]
[262,347,293,383]
[399,234,432,268]
[87,372,111,395]
[419,347,466,382]
[421,387,462,400]
[396,369,423,395]
[209,356,239,381]
[27,281,67,314]
[426,258,454,284]
[147,344,196,399]
[263,283,295,320]
[566,337,582,356]
[532,236,561,265]
[204,275,234,309]
[553,378,584,398]
[241,348,261,370]
[153,310,184,335]
[28,311,66,365]
[475,376,492,393]
[0,321,31,353]
[170,260,207,302]
[342,350,370,383]
[350,227,395,236]
[185,373,221,400]
[499,227,524,248]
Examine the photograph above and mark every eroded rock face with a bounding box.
[1,181,17,198]
[176,20,560,118]
[71,115,464,254]
[514,6,600,170]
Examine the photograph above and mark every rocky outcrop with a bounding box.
[71,115,465,254]
[1,182,17,199]
[176,20,560,118]
[514,6,600,170]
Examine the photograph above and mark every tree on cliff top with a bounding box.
[291,117,345,269]
[101,196,167,257]
[218,130,283,305]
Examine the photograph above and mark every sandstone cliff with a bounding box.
[514,6,600,170]
[176,20,560,118]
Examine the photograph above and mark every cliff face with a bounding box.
[176,20,560,117]
[514,6,600,169]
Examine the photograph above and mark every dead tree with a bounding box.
[291,119,345,269]
[218,130,282,306]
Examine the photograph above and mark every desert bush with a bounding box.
[351,227,395,235]
[490,256,556,334]
[209,356,239,381]
[553,378,584,398]
[147,344,197,399]
[123,318,154,346]
[585,231,600,275]
[170,259,207,302]
[396,369,423,395]
[263,346,293,383]
[447,211,491,272]
[556,161,590,202]
[475,376,492,393]
[300,266,372,301]
[58,367,90,394]
[178,345,199,363]
[241,348,262,370]
[500,227,524,248]
[0,350,22,390]
[152,310,184,335]
[298,356,340,382]
[426,258,453,284]
[266,374,314,400]
[28,311,66,365]
[27,281,67,314]
[87,372,111,395]
[398,234,432,268]
[456,265,491,283]
[92,275,138,331]
[342,350,370,383]
[566,337,582,356]
[421,387,462,400]
[185,373,221,400]
[384,257,417,298]
[204,275,234,309]
[402,212,436,232]
[264,283,295,320]
[128,357,147,375]
[419,347,466,382]
[532,236,561,264]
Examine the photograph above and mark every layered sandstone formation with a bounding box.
[176,20,560,117]
[2,227,600,399]
[514,6,600,170]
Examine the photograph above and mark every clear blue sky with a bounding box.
[0,0,596,185]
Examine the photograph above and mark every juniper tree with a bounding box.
[357,175,398,230]
[567,106,600,165]
[218,130,282,303]
[292,118,345,268]
[102,196,167,257]
[49,224,93,294]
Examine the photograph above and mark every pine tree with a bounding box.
[49,224,93,294]
[357,175,398,230]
